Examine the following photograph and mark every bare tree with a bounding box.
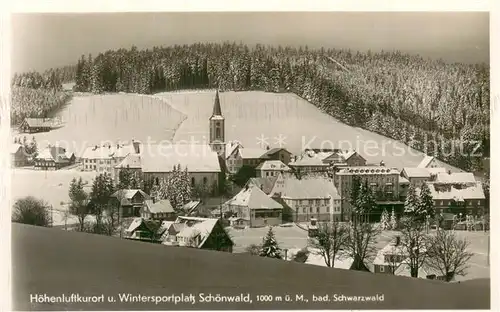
[398,216,429,278]
[309,221,349,267]
[425,230,474,282]
[12,196,51,227]
[347,221,380,271]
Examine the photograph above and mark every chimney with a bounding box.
[448,170,452,175]
[380,160,385,167]
[245,184,249,191]
[266,145,270,151]
[133,140,140,154]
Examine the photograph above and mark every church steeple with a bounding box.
[209,89,225,157]
[212,89,222,117]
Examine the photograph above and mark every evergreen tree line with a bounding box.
[10,66,76,126]
[71,43,489,172]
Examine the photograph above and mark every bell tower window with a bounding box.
[215,123,221,139]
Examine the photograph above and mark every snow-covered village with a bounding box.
[8,11,491,311]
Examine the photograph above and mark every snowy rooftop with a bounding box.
[402,167,432,178]
[287,248,354,270]
[418,155,435,168]
[225,140,243,159]
[434,172,476,184]
[289,151,331,167]
[373,242,408,266]
[144,199,175,214]
[238,147,268,159]
[427,182,485,201]
[36,146,73,163]
[115,153,142,169]
[126,217,144,233]
[140,144,221,173]
[337,166,399,175]
[276,176,340,200]
[246,176,278,195]
[81,144,135,160]
[176,218,220,248]
[226,184,283,210]
[111,189,149,200]
[255,160,291,171]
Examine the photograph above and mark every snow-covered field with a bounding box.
[12,93,186,156]
[11,169,98,226]
[156,90,458,170]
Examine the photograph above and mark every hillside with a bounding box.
[12,224,490,310]
[158,90,462,171]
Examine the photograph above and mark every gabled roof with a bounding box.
[35,146,71,163]
[255,160,291,171]
[81,144,135,160]
[373,242,408,266]
[289,152,331,167]
[435,172,476,184]
[176,218,232,249]
[115,154,142,169]
[399,176,410,184]
[141,144,221,173]
[262,147,292,157]
[144,199,175,214]
[225,184,283,210]
[276,176,340,200]
[10,143,24,154]
[246,176,278,195]
[111,189,149,200]
[22,118,53,128]
[157,220,174,236]
[418,155,435,168]
[427,182,485,201]
[225,140,243,159]
[126,217,144,233]
[402,167,431,178]
[239,147,268,159]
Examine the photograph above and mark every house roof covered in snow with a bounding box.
[277,176,340,200]
[427,167,447,175]
[225,140,243,159]
[373,242,408,266]
[176,218,230,249]
[35,146,73,163]
[81,144,135,160]
[399,176,410,184]
[337,166,399,176]
[418,155,435,168]
[427,182,485,201]
[115,154,142,169]
[157,220,174,236]
[434,172,476,184]
[126,217,144,233]
[262,147,292,158]
[225,184,283,210]
[256,160,291,171]
[289,152,331,167]
[238,147,268,159]
[140,144,221,173]
[10,143,25,154]
[246,176,278,195]
[22,118,53,128]
[144,199,175,214]
[111,189,149,201]
[402,167,431,178]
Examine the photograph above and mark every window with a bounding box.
[440,201,444,206]
[203,177,208,185]
[477,200,481,206]
[309,207,313,213]
[191,177,195,187]
[316,207,320,213]
[326,206,330,212]
[325,199,330,206]
[302,207,306,213]
[315,199,321,206]
[379,265,385,273]
[309,199,313,205]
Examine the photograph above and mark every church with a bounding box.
[115,90,227,193]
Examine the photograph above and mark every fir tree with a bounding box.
[380,209,390,230]
[259,227,282,259]
[355,181,377,222]
[404,184,419,216]
[389,208,398,230]
[89,173,115,231]
[418,182,435,220]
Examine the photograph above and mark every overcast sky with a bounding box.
[11,12,489,73]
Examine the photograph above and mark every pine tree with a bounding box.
[404,184,419,216]
[389,208,397,230]
[117,169,133,190]
[355,181,377,222]
[380,209,390,230]
[418,182,435,220]
[259,227,282,259]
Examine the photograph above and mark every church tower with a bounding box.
[209,89,226,157]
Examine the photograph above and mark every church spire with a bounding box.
[212,89,222,116]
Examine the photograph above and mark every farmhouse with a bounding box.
[34,145,75,170]
[270,175,341,222]
[125,218,161,242]
[11,143,28,167]
[109,189,150,217]
[255,160,291,178]
[142,199,176,221]
[18,117,54,133]
[224,184,284,227]
[164,216,233,252]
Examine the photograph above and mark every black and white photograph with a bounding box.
[2,5,494,311]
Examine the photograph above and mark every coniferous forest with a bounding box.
[11,43,490,172]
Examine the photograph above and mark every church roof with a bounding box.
[212,90,222,116]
